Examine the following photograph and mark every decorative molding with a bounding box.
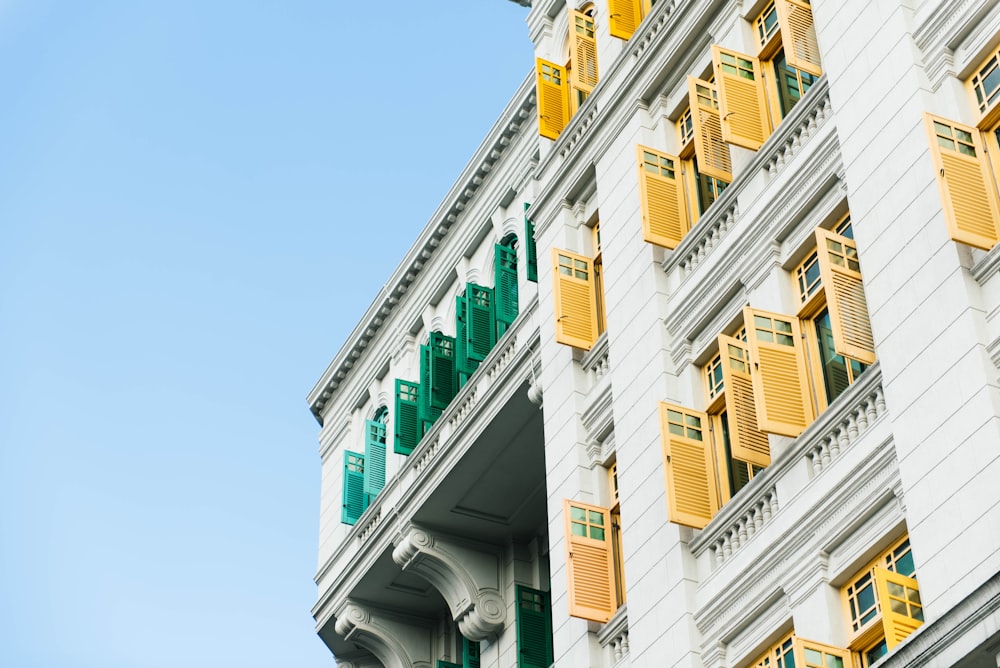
[332,600,434,668]
[913,0,1000,90]
[391,525,506,641]
[307,74,538,423]
[972,242,1000,285]
[597,604,630,665]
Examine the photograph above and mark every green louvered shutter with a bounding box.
[495,244,519,339]
[362,419,386,505]
[525,204,538,283]
[463,637,481,668]
[466,284,496,362]
[429,331,458,410]
[516,586,554,668]
[394,379,420,455]
[418,344,442,435]
[455,295,479,388]
[341,451,366,525]
[436,662,461,668]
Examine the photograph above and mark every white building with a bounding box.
[308,1,1000,666]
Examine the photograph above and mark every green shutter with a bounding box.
[516,585,554,668]
[363,419,386,504]
[455,295,479,387]
[495,243,519,338]
[436,662,462,668]
[341,451,366,525]
[419,344,442,435]
[463,636,481,668]
[429,331,458,410]
[394,379,420,455]
[466,284,496,362]
[525,203,538,283]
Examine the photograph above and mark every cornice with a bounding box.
[972,241,1000,285]
[307,74,537,424]
[913,0,1000,88]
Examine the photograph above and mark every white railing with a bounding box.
[692,363,884,566]
[597,605,630,666]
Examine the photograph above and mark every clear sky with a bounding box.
[0,2,532,666]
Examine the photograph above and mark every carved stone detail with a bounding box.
[333,600,433,668]
[391,525,506,640]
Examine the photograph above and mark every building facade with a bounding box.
[308,1,1000,667]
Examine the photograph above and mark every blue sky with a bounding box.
[0,2,532,665]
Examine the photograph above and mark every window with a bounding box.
[703,331,767,504]
[363,408,388,506]
[437,636,480,668]
[608,0,657,40]
[842,535,923,665]
[711,1,822,150]
[608,463,626,608]
[495,234,520,338]
[394,379,421,455]
[794,216,874,410]
[536,7,599,139]
[341,450,366,525]
[515,585,554,668]
[563,499,622,622]
[751,631,849,667]
[551,224,605,350]
[924,44,1000,250]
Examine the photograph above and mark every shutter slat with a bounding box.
[494,243,519,337]
[525,204,538,282]
[466,284,496,361]
[536,58,569,140]
[341,451,366,525]
[688,77,733,181]
[660,401,720,529]
[363,420,386,502]
[713,45,771,150]
[516,586,553,668]
[776,0,823,77]
[875,567,924,650]
[924,113,1000,250]
[637,145,688,248]
[394,379,421,455]
[719,334,771,467]
[552,249,599,350]
[815,228,877,364]
[745,307,814,436]
[609,0,642,40]
[564,500,616,622]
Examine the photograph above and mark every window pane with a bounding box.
[590,526,606,540]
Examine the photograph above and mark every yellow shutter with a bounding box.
[687,77,733,182]
[536,58,569,140]
[659,402,720,529]
[712,45,771,150]
[815,228,876,364]
[569,9,599,111]
[774,0,822,77]
[718,334,770,467]
[924,113,1000,250]
[744,307,814,436]
[608,0,642,40]
[792,637,850,668]
[552,248,598,350]
[874,566,924,650]
[637,145,689,248]
[563,499,616,622]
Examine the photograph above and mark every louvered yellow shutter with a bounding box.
[563,499,616,622]
[569,9,599,112]
[744,307,814,436]
[637,145,688,248]
[792,637,850,668]
[718,334,770,467]
[874,567,924,650]
[815,228,876,364]
[712,45,771,150]
[608,0,642,40]
[774,0,822,77]
[924,113,1000,250]
[552,249,599,350]
[688,77,733,182]
[536,58,569,140]
[659,402,720,529]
